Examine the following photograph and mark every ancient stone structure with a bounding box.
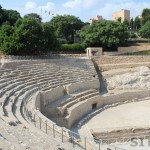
[88,15,103,25]
[34,79,100,128]
[0,54,150,150]
[118,43,150,53]
[86,47,103,57]
[112,9,130,23]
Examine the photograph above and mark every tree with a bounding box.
[50,15,84,43]
[117,17,122,23]
[0,5,7,25]
[0,5,21,26]
[40,22,59,53]
[24,13,42,23]
[130,18,134,30]
[123,19,129,29]
[134,16,141,29]
[0,24,16,54]
[0,18,59,55]
[141,8,150,25]
[3,9,21,26]
[139,21,150,38]
[79,21,129,48]
[14,18,43,54]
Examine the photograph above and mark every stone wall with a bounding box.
[118,44,150,53]
[94,56,150,65]
[99,62,150,71]
[102,90,150,105]
[86,47,103,57]
[41,86,65,107]
[64,79,100,94]
[93,56,150,71]
[112,9,130,22]
[66,96,102,128]
[33,91,42,111]
[33,87,150,129]
[65,89,150,128]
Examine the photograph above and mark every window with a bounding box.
[92,103,97,110]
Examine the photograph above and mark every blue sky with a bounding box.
[0,0,150,22]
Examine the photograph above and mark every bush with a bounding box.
[130,32,137,38]
[139,21,150,38]
[60,43,86,53]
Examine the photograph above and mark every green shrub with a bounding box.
[60,43,86,53]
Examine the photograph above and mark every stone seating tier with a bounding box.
[0,58,98,150]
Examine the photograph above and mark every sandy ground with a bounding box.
[84,100,150,131]
[76,99,150,150]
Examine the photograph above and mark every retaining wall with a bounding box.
[41,86,65,107]
[64,79,100,94]
[118,44,150,53]
[33,86,150,129]
[93,56,150,71]
[33,91,42,111]
[65,89,150,128]
[99,62,150,71]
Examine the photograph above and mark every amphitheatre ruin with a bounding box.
[0,52,150,150]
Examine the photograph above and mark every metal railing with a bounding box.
[22,88,126,150]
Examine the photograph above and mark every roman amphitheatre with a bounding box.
[0,52,150,150]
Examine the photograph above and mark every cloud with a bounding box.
[25,1,37,10]
[82,0,100,9]
[62,0,103,10]
[38,2,55,11]
[62,0,81,10]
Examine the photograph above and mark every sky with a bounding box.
[0,0,150,22]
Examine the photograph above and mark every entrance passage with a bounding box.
[92,103,97,110]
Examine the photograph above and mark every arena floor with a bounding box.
[75,99,150,150]
[79,99,150,132]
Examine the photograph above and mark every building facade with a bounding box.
[88,15,103,25]
[112,9,130,23]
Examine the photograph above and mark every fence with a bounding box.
[22,88,126,150]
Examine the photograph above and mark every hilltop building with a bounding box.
[112,9,130,23]
[88,15,103,25]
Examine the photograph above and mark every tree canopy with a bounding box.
[0,18,58,55]
[0,5,21,26]
[4,9,21,26]
[24,13,42,23]
[139,20,150,38]
[50,15,84,43]
[141,8,150,25]
[123,19,129,29]
[134,16,141,29]
[79,21,129,48]
[14,18,43,54]
[0,24,15,54]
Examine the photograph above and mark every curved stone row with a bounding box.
[0,58,97,150]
